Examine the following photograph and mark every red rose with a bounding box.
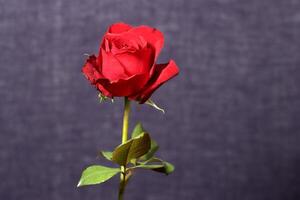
[82,22,179,103]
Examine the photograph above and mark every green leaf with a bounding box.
[112,133,151,166]
[131,122,145,138]
[140,157,175,175]
[153,161,175,175]
[145,99,165,113]
[131,123,159,162]
[131,164,165,170]
[77,165,120,187]
[140,139,159,161]
[100,151,113,161]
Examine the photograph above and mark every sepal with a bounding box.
[98,93,114,103]
[145,99,165,113]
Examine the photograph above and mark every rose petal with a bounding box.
[100,48,129,81]
[106,33,144,54]
[129,25,164,60]
[115,46,154,75]
[82,55,103,84]
[131,60,179,103]
[82,55,112,97]
[96,82,112,97]
[107,22,132,34]
[98,73,149,97]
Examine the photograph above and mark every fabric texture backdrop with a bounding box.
[0,0,300,199]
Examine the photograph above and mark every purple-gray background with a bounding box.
[1,0,300,199]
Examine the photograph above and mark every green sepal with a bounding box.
[100,151,113,161]
[112,133,151,166]
[77,165,120,187]
[145,99,165,113]
[98,93,114,103]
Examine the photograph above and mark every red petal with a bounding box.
[82,55,112,97]
[96,83,112,97]
[99,73,149,97]
[82,55,103,84]
[107,22,132,34]
[129,25,164,60]
[131,60,179,103]
[100,48,129,81]
[115,46,154,76]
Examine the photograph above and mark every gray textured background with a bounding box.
[1,0,300,199]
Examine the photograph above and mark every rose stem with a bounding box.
[118,97,131,200]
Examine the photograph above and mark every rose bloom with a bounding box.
[82,22,179,103]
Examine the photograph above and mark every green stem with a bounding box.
[118,97,131,200]
[122,97,131,144]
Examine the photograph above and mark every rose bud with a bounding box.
[82,22,179,103]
